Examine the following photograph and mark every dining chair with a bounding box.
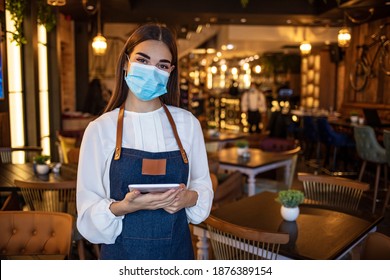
[204,215,289,260]
[297,172,369,212]
[316,117,355,173]
[67,147,80,164]
[382,129,390,214]
[0,146,43,164]
[354,125,387,213]
[56,132,78,164]
[208,158,245,209]
[0,211,73,260]
[14,179,99,260]
[360,232,390,260]
[255,142,301,193]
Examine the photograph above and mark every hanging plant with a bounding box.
[5,0,27,45]
[5,0,57,45]
[240,0,249,8]
[37,0,57,32]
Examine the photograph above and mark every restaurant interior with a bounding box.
[1,0,390,260]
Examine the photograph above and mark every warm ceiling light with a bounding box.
[92,0,107,56]
[300,27,311,55]
[92,34,107,56]
[47,0,66,6]
[338,27,351,48]
[300,41,312,55]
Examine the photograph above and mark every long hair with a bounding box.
[104,23,179,113]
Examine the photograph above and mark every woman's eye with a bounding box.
[136,58,148,64]
[158,64,169,70]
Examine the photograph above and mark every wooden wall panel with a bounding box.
[342,17,390,120]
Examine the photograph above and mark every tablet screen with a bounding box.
[128,183,180,193]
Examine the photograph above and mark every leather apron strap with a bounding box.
[114,103,188,164]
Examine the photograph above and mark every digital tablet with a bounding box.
[128,183,181,193]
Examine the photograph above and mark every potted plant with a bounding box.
[34,154,51,175]
[350,111,359,123]
[275,190,305,222]
[235,139,249,156]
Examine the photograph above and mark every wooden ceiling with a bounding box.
[59,0,390,30]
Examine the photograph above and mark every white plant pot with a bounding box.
[280,205,300,222]
[350,116,358,123]
[237,147,248,156]
[36,164,50,175]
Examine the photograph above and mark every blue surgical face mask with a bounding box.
[124,62,170,101]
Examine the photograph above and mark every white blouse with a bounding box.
[76,105,213,244]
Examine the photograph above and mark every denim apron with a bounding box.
[100,104,194,260]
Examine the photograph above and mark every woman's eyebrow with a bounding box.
[135,52,150,59]
[135,52,171,64]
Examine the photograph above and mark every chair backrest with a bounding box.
[303,116,318,141]
[260,144,301,190]
[205,215,289,260]
[14,180,77,217]
[57,133,78,164]
[0,211,73,259]
[297,172,369,211]
[360,232,390,260]
[0,146,43,164]
[67,147,80,164]
[353,125,386,163]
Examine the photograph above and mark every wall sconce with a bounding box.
[338,27,351,48]
[47,0,66,6]
[92,0,107,56]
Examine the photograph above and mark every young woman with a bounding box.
[76,23,213,260]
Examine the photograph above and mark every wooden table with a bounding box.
[204,130,247,144]
[0,163,77,210]
[193,191,383,260]
[213,147,298,196]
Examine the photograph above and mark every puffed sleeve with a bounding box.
[185,116,214,224]
[76,120,124,244]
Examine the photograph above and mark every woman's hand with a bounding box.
[109,187,182,216]
[163,185,198,214]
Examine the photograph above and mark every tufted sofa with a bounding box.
[0,211,73,260]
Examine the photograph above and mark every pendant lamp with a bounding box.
[92,0,107,56]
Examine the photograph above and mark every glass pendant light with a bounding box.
[92,0,107,56]
[338,13,351,48]
[300,27,311,56]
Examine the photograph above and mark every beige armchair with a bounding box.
[0,211,73,260]
[209,158,245,209]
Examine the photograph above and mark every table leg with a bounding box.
[247,175,256,196]
[193,226,209,260]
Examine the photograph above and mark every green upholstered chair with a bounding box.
[382,130,390,214]
[354,125,387,213]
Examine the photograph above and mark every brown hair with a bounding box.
[104,23,179,113]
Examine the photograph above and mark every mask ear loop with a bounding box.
[124,54,130,76]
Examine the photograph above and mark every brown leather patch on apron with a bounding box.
[142,158,167,175]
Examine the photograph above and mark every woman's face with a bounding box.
[127,40,174,73]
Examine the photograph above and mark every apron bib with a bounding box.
[100,104,193,260]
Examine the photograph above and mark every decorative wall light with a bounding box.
[92,0,107,56]
[47,0,66,6]
[338,12,351,48]
[338,27,351,48]
[300,27,311,55]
